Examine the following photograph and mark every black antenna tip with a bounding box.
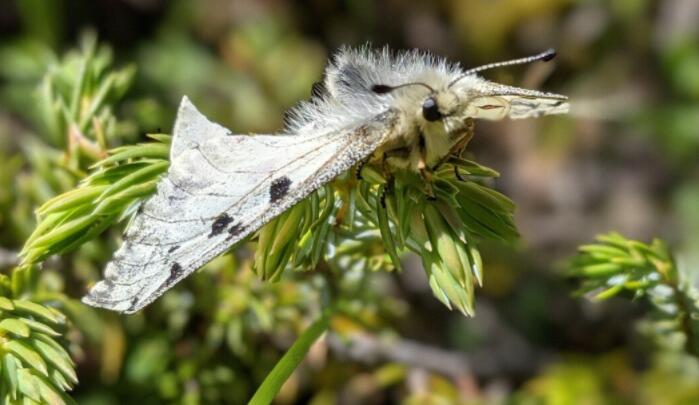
[541,48,557,62]
[371,84,393,94]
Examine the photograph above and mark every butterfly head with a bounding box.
[369,48,567,124]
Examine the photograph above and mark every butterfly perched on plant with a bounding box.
[83,46,568,313]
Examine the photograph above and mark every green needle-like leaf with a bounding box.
[5,340,49,377]
[29,338,78,385]
[570,232,699,357]
[2,355,20,401]
[375,187,403,272]
[11,301,63,326]
[0,319,31,338]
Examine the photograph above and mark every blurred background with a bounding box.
[1,0,699,403]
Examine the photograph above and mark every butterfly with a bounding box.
[83,46,568,313]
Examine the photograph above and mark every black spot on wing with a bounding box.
[269,176,292,203]
[168,245,180,253]
[128,296,139,312]
[228,222,244,238]
[209,213,234,238]
[166,262,184,286]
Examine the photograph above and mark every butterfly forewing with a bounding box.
[83,97,393,313]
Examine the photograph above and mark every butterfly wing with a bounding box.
[83,97,394,313]
[464,81,569,120]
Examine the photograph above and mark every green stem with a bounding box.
[664,279,699,357]
[248,310,332,405]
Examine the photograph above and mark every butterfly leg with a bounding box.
[371,151,400,207]
[453,166,463,181]
[427,119,475,184]
[418,155,436,200]
[444,119,475,181]
[379,175,395,208]
[451,119,475,158]
[355,157,370,180]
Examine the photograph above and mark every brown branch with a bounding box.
[327,332,473,379]
[327,308,552,380]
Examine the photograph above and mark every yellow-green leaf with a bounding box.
[12,301,63,325]
[29,338,78,385]
[0,318,30,338]
[5,341,49,376]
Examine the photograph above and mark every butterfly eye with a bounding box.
[422,97,442,122]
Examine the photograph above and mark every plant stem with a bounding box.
[248,309,332,405]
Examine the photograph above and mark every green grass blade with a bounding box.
[248,311,331,405]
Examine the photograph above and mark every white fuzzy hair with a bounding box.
[282,45,568,135]
[283,45,472,134]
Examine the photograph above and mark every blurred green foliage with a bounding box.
[2,0,699,404]
[571,233,699,357]
[0,267,76,404]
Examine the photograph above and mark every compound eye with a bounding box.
[422,97,442,122]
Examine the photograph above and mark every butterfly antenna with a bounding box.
[448,48,557,88]
[371,82,434,94]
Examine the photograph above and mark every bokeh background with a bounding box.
[1,0,699,403]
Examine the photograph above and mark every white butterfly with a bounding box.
[83,46,568,313]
